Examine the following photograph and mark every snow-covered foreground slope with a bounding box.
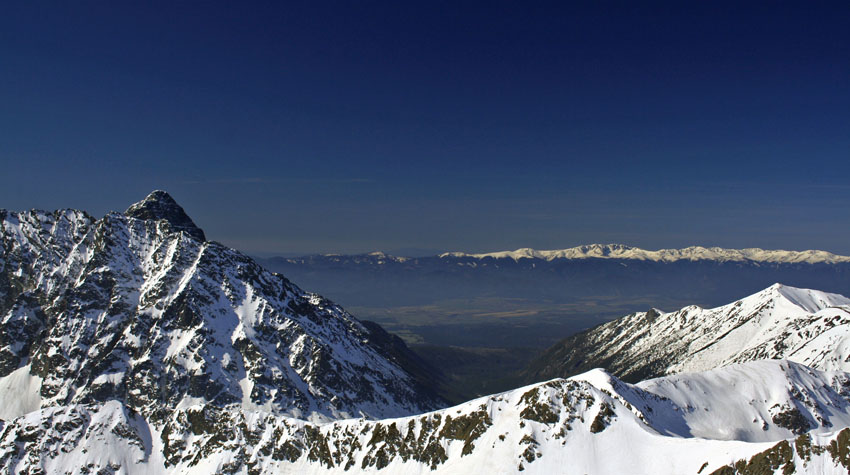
[3,360,850,474]
[526,283,850,383]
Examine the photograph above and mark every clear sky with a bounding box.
[2,1,849,256]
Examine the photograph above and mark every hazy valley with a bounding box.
[259,247,850,402]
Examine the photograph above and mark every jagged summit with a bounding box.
[124,190,206,241]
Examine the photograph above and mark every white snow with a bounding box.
[638,360,850,442]
[0,364,42,420]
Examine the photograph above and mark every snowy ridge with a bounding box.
[440,243,850,264]
[526,283,850,384]
[3,360,850,473]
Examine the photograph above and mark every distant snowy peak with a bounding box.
[290,251,411,265]
[715,283,850,315]
[524,284,850,384]
[361,251,410,263]
[768,283,850,312]
[440,244,850,264]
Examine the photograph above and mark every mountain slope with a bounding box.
[0,191,443,425]
[3,360,850,473]
[524,284,850,383]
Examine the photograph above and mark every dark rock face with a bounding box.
[771,407,813,435]
[521,320,675,385]
[710,429,850,474]
[124,190,206,241]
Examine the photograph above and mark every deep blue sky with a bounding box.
[2,1,849,256]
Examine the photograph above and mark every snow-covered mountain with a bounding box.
[441,243,850,264]
[525,284,850,383]
[0,191,443,428]
[3,359,850,474]
[7,192,850,474]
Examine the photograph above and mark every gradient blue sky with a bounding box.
[2,1,849,256]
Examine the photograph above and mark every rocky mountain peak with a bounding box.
[124,190,206,241]
[2,191,445,425]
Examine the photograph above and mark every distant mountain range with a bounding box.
[261,245,850,310]
[440,243,850,263]
[5,193,850,473]
[287,243,850,264]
